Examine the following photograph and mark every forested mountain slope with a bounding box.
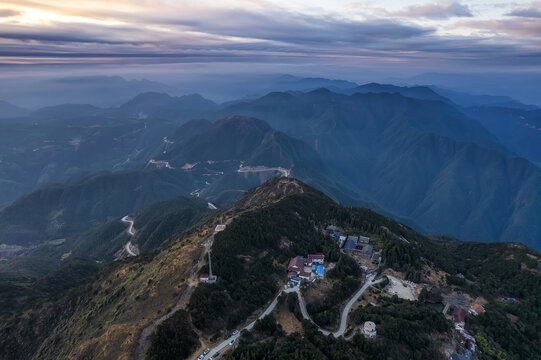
[0,169,199,246]
[0,178,539,360]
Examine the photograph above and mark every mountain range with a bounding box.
[216,89,541,248]
[0,78,539,253]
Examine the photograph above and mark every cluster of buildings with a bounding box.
[451,303,486,356]
[325,225,375,260]
[287,253,325,283]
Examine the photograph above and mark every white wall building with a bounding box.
[363,321,376,338]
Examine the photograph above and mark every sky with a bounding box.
[0,0,540,77]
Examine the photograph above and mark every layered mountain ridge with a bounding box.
[0,81,539,251]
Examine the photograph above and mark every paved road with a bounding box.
[124,241,139,257]
[121,216,136,235]
[201,287,297,359]
[200,276,383,358]
[293,274,382,337]
[120,216,139,257]
[334,274,383,337]
[237,166,291,178]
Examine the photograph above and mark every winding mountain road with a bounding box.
[121,216,136,235]
[200,274,383,359]
[295,273,382,337]
[333,274,383,337]
[202,287,298,360]
[120,216,139,257]
[124,241,138,257]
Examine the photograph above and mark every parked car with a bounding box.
[224,334,230,340]
[213,352,220,358]
[203,349,210,355]
[232,329,239,335]
[229,339,235,346]
[197,355,204,360]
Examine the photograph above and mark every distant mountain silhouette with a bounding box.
[342,83,448,103]
[430,86,538,110]
[0,100,29,119]
[118,92,216,121]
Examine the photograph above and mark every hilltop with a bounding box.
[0,178,539,360]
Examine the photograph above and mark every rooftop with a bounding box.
[344,238,357,250]
[363,321,376,331]
[347,235,359,242]
[288,256,305,271]
[453,307,467,323]
[358,235,370,243]
[470,304,485,314]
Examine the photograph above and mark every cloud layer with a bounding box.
[0,0,539,71]
[394,2,473,19]
[507,2,541,18]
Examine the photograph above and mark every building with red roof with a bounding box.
[287,270,298,278]
[288,256,305,272]
[469,304,485,316]
[307,253,325,264]
[453,307,467,327]
[288,254,326,282]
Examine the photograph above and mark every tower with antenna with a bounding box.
[207,248,217,283]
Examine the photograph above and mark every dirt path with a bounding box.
[132,284,195,360]
[133,216,236,360]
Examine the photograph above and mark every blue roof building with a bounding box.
[316,265,324,277]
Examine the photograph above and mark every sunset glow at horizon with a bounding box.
[0,0,540,73]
